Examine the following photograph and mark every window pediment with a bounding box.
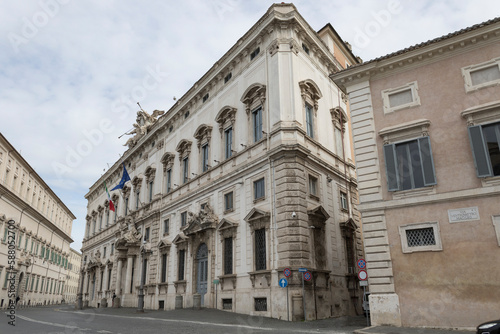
[307,205,330,221]
[241,83,266,113]
[299,79,323,104]
[244,208,270,231]
[131,176,143,189]
[158,239,172,250]
[461,100,500,126]
[194,124,213,142]
[172,233,188,245]
[161,152,175,170]
[379,119,431,144]
[176,139,192,156]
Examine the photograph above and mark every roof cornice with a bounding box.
[331,17,500,90]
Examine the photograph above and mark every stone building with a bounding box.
[0,133,75,308]
[64,248,81,304]
[81,3,363,320]
[331,18,500,329]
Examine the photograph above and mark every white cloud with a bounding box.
[1,0,499,251]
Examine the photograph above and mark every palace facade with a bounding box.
[0,133,75,308]
[331,17,500,329]
[82,3,364,320]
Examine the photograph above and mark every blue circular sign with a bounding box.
[304,271,312,281]
[279,278,288,288]
[357,259,366,269]
[283,268,291,278]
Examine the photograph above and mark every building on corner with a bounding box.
[331,17,500,329]
[0,133,75,308]
[81,3,364,320]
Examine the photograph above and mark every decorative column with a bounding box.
[115,259,123,295]
[125,256,134,295]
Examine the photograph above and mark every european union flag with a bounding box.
[111,164,131,191]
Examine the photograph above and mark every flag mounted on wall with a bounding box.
[104,181,115,212]
[111,164,131,191]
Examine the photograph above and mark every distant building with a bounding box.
[0,133,75,307]
[64,248,81,304]
[331,18,500,329]
[81,3,364,320]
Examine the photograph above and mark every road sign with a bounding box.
[359,280,368,287]
[358,270,367,281]
[213,279,219,285]
[357,259,366,269]
[298,268,307,273]
[304,271,312,281]
[283,268,291,278]
[279,278,288,288]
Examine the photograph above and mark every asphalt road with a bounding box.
[0,305,368,334]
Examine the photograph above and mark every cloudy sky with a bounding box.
[1,0,499,251]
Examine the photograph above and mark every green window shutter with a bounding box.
[383,143,399,191]
[468,125,493,177]
[418,137,437,186]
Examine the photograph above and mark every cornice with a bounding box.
[331,19,500,90]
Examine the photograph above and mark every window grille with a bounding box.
[254,297,267,311]
[406,227,436,247]
[223,298,233,310]
[224,237,233,275]
[255,228,266,271]
[306,103,314,137]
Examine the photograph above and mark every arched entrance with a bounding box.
[196,243,208,306]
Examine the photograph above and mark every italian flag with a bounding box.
[104,181,115,212]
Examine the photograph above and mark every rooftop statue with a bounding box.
[124,104,165,148]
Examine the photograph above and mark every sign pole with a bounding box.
[302,272,306,321]
[287,284,289,321]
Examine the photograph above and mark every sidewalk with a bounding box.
[355,325,475,334]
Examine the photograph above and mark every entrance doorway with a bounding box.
[196,243,208,306]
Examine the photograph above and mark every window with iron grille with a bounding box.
[149,181,154,202]
[399,222,442,253]
[223,298,233,310]
[224,237,233,275]
[406,227,436,247]
[144,227,150,242]
[254,297,267,311]
[255,228,266,271]
[178,250,185,280]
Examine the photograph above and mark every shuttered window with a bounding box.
[468,123,500,177]
[383,136,436,191]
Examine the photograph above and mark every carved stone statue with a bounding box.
[123,225,142,244]
[124,108,165,148]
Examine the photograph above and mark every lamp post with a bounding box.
[137,244,147,313]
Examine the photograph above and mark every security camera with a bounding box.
[292,211,297,218]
